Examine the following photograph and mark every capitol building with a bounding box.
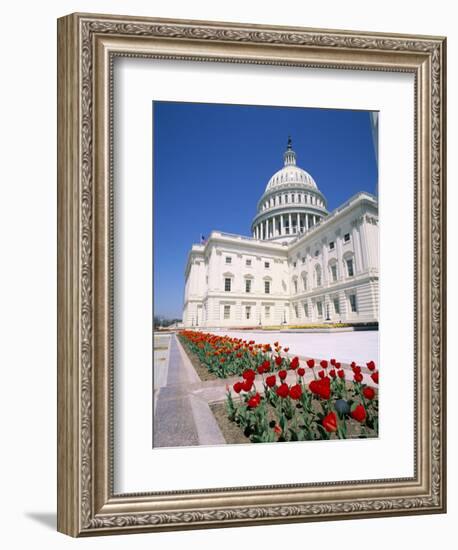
[183,138,379,328]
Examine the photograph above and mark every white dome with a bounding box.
[266,165,318,191]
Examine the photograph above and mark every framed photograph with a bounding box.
[57,13,446,536]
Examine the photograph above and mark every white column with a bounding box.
[280,214,284,235]
[288,213,292,234]
[275,216,279,237]
[351,221,363,273]
[322,238,329,285]
[358,218,369,270]
[297,213,300,233]
[305,214,309,230]
[336,230,343,279]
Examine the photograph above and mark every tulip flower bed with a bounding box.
[179,329,296,380]
[222,360,379,443]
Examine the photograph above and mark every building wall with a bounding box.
[183,194,379,328]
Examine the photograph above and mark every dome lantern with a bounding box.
[283,136,297,167]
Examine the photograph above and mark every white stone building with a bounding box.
[183,139,378,328]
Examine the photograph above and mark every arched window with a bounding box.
[315,264,322,287]
[328,259,338,283]
[343,252,355,277]
[301,271,308,291]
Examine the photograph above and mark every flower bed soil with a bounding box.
[177,335,221,382]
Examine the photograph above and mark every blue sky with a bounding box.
[153,102,378,319]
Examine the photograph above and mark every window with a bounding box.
[314,250,319,257]
[293,261,297,268]
[224,305,231,319]
[302,257,305,264]
[302,273,308,291]
[246,259,252,266]
[344,233,351,243]
[329,241,335,250]
[294,304,299,318]
[225,256,232,264]
[265,306,270,319]
[303,302,309,317]
[349,294,357,313]
[294,279,298,293]
[346,258,354,277]
[264,280,271,294]
[264,261,270,269]
[316,267,322,287]
[331,263,337,282]
[224,278,231,292]
[245,279,252,293]
[245,306,251,320]
[333,297,340,314]
[316,301,323,317]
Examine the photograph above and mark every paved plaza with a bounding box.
[209,330,378,365]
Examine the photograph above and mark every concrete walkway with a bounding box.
[153,332,379,448]
[153,335,225,448]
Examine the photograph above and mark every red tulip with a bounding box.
[363,386,376,400]
[289,384,302,400]
[322,411,338,432]
[242,379,253,392]
[352,365,362,374]
[276,383,289,398]
[330,358,336,366]
[233,381,243,394]
[306,359,315,368]
[247,393,261,408]
[371,371,379,384]
[289,356,299,370]
[351,404,366,422]
[297,367,305,377]
[354,372,363,383]
[284,347,290,353]
[320,360,328,369]
[337,369,345,379]
[366,360,376,371]
[309,378,331,400]
[242,368,256,381]
[275,356,283,366]
[329,369,336,378]
[318,370,325,379]
[278,369,287,380]
[265,375,276,388]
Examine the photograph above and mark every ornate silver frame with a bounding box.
[57,13,446,536]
